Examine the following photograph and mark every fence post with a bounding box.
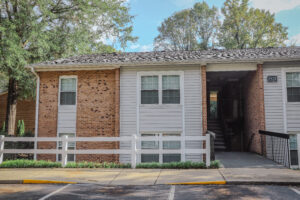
[206,133,211,167]
[61,135,68,167]
[0,135,4,164]
[298,134,300,168]
[131,135,137,168]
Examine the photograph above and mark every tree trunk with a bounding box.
[5,78,17,136]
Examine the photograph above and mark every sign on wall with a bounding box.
[267,76,278,83]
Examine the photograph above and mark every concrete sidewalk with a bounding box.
[0,167,299,185]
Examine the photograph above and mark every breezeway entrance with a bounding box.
[215,152,284,168]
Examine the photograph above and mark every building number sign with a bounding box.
[267,76,277,83]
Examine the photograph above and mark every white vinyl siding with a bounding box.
[263,63,300,163]
[57,76,77,159]
[120,66,203,163]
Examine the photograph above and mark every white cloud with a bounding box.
[140,44,154,52]
[251,0,300,13]
[129,44,140,49]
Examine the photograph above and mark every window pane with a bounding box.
[162,90,180,104]
[142,141,159,149]
[60,92,76,105]
[141,76,158,90]
[290,135,298,150]
[141,154,159,163]
[163,154,181,163]
[163,141,181,149]
[287,88,300,102]
[58,133,75,148]
[61,78,76,92]
[162,75,180,90]
[141,90,158,104]
[58,154,75,162]
[291,150,299,166]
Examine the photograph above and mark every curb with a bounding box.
[0,180,77,184]
[226,181,300,186]
[168,181,226,185]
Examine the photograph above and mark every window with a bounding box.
[286,72,300,102]
[289,134,299,166]
[57,133,75,162]
[141,76,159,104]
[140,73,181,105]
[60,78,76,105]
[162,75,180,104]
[141,133,181,163]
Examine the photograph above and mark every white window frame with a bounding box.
[56,132,76,162]
[281,67,300,133]
[58,75,78,106]
[137,71,184,106]
[289,133,300,169]
[139,132,182,164]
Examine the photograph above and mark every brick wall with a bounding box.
[243,64,266,154]
[37,69,120,162]
[0,93,35,133]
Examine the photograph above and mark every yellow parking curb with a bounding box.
[23,179,77,184]
[168,180,226,185]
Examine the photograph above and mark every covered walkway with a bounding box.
[215,152,284,168]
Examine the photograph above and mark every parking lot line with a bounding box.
[290,188,300,196]
[38,184,71,200]
[168,185,175,200]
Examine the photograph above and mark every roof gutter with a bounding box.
[30,66,39,161]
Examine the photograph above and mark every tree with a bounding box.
[0,0,137,135]
[191,2,220,50]
[218,0,288,49]
[154,2,220,51]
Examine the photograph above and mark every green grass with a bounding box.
[0,159,61,168]
[136,160,220,169]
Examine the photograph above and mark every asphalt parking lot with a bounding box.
[0,184,300,200]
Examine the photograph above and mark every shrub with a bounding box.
[209,160,220,169]
[136,161,219,169]
[0,159,61,168]
[65,161,131,168]
[17,120,25,136]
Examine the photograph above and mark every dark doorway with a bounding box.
[207,71,257,152]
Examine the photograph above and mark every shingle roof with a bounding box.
[34,47,300,67]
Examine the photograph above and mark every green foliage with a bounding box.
[0,121,5,135]
[136,161,220,169]
[154,0,288,50]
[65,161,131,168]
[154,2,220,51]
[218,0,288,49]
[17,120,25,136]
[0,159,61,168]
[0,0,137,99]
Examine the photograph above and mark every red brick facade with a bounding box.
[243,64,266,154]
[0,93,35,134]
[37,69,120,162]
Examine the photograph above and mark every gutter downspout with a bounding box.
[30,67,40,161]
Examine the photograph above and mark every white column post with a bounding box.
[181,135,186,162]
[206,134,211,167]
[297,134,300,168]
[131,135,137,168]
[159,134,163,164]
[61,135,68,167]
[0,135,4,164]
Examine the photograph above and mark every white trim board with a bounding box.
[206,63,257,72]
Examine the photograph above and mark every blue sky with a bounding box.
[121,0,300,52]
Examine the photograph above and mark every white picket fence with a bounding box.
[0,135,211,168]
